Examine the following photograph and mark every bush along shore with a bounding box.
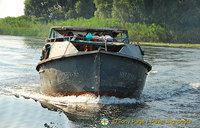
[0,16,199,46]
[0,16,171,42]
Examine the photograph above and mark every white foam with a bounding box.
[189,83,200,89]
[2,82,195,106]
[150,70,158,74]
[3,87,141,106]
[101,96,141,104]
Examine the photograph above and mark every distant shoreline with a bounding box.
[0,34,199,49]
[139,42,200,49]
[1,16,198,44]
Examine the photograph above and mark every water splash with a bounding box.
[149,70,158,74]
[2,86,141,106]
[1,82,195,106]
[189,83,200,89]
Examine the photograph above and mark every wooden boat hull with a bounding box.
[36,51,151,98]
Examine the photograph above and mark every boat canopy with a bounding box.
[51,26,128,33]
[48,26,130,44]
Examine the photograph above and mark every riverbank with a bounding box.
[0,16,199,47]
[0,16,170,42]
[139,42,200,49]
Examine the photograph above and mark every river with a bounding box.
[0,35,199,128]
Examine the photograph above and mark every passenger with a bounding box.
[65,32,75,41]
[84,45,89,52]
[104,35,113,42]
[94,33,100,36]
[67,32,74,37]
[84,45,93,52]
[41,44,51,60]
[64,31,73,37]
[112,32,118,42]
[77,34,84,40]
[93,33,100,42]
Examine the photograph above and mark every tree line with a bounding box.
[25,0,200,27]
[1,0,197,43]
[24,0,200,43]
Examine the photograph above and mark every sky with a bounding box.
[0,0,25,18]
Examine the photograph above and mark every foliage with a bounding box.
[0,16,49,36]
[75,0,96,18]
[1,0,200,43]
[0,16,170,42]
[24,0,96,20]
[24,0,59,22]
[112,0,144,22]
[93,0,113,18]
[129,23,170,42]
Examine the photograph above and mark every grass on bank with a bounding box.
[0,16,170,42]
[139,42,200,48]
[0,16,200,46]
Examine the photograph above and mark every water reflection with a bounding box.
[0,35,44,49]
[0,35,42,85]
[23,37,45,49]
[39,99,146,127]
[0,95,70,128]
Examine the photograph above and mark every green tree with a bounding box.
[112,0,145,22]
[24,0,96,20]
[75,0,96,19]
[24,0,61,22]
[56,0,78,19]
[93,0,113,18]
[148,0,200,28]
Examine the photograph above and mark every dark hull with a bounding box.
[36,51,151,98]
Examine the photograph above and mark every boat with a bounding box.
[36,26,152,98]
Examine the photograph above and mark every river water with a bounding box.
[0,35,199,128]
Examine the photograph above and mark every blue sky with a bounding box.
[0,0,25,18]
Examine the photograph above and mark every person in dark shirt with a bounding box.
[112,32,118,42]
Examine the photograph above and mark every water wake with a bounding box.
[189,83,200,89]
[149,70,158,74]
[1,82,196,107]
[1,81,197,112]
[2,86,142,106]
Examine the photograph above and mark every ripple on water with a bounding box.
[0,95,73,128]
